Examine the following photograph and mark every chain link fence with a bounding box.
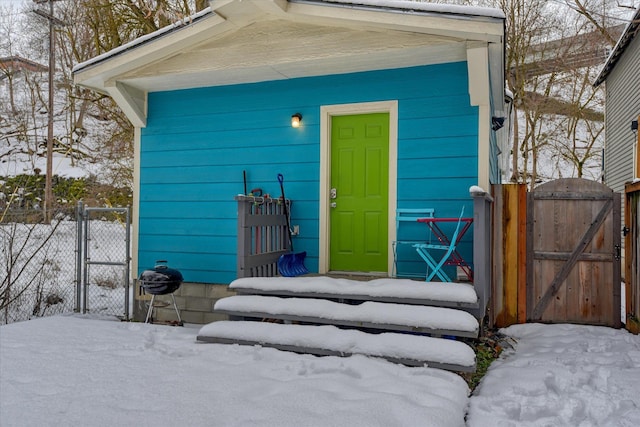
[1,207,79,324]
[0,204,131,325]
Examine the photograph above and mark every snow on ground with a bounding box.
[468,323,640,427]
[0,315,469,427]
[2,316,640,426]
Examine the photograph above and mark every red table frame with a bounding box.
[417,217,474,281]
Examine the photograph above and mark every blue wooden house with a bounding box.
[74,0,507,323]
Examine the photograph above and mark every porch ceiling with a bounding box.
[117,19,466,92]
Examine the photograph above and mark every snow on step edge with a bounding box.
[197,321,476,369]
[229,276,478,304]
[215,295,479,334]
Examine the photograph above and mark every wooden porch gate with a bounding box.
[527,178,621,327]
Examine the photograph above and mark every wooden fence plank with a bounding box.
[504,185,519,324]
[613,194,622,328]
[493,184,527,328]
[625,183,640,333]
[517,184,528,323]
[526,192,535,321]
[491,185,504,328]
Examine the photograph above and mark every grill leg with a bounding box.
[171,294,182,324]
[145,294,156,323]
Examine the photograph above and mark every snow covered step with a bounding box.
[215,295,479,338]
[229,277,478,309]
[197,321,476,372]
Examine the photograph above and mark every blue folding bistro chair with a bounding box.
[413,207,465,282]
[392,208,435,277]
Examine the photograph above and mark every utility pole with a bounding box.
[33,0,65,224]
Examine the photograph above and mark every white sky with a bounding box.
[0,0,26,9]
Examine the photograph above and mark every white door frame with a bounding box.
[318,100,399,275]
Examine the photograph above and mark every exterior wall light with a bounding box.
[291,113,302,128]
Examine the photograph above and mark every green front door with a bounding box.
[329,113,389,273]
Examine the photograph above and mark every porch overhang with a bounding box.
[72,0,505,128]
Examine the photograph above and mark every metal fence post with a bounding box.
[124,207,131,320]
[82,207,90,314]
[75,200,84,313]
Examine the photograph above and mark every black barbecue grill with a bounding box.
[140,260,183,324]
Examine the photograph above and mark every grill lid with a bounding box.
[139,260,183,295]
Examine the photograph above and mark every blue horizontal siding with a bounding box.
[138,63,479,283]
[147,66,471,121]
[141,144,317,168]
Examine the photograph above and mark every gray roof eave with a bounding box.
[594,6,640,86]
[73,0,505,77]
[72,7,213,75]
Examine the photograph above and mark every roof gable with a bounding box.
[73,0,505,127]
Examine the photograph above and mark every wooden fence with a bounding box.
[625,181,640,333]
[492,179,624,329]
[491,184,527,327]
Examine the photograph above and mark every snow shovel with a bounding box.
[277,173,308,277]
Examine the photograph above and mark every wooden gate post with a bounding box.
[470,188,493,322]
[492,184,527,328]
[625,182,640,333]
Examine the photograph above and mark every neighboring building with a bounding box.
[594,7,640,188]
[0,56,48,79]
[73,0,507,322]
[0,56,48,177]
[594,7,640,331]
[0,56,47,105]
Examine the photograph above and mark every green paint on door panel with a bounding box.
[330,113,389,272]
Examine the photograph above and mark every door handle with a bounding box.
[330,202,337,208]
